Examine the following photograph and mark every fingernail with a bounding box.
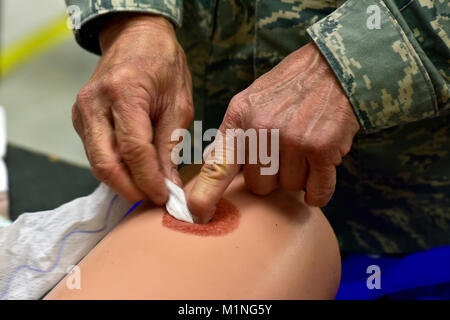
[191,204,216,224]
[192,214,211,224]
[192,214,202,224]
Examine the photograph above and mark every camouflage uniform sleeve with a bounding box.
[65,0,182,54]
[307,0,449,133]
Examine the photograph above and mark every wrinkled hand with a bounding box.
[188,42,360,223]
[72,14,193,204]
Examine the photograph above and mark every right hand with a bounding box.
[72,14,194,204]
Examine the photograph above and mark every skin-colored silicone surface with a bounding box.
[162,198,240,236]
[45,167,341,299]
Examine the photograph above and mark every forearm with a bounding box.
[98,13,176,53]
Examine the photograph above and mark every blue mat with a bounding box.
[336,245,450,300]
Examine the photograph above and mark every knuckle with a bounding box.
[313,140,331,155]
[251,116,272,131]
[102,67,136,96]
[76,84,95,106]
[71,104,78,118]
[340,143,352,157]
[71,105,82,133]
[307,140,334,163]
[225,95,248,127]
[321,182,336,194]
[114,98,148,116]
[110,66,135,85]
[311,183,335,199]
[91,161,116,183]
[334,152,343,166]
[118,139,147,164]
[71,104,79,123]
[308,189,333,207]
[180,99,194,121]
[200,162,230,182]
[229,93,246,108]
[281,131,302,149]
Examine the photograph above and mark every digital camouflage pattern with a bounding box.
[65,0,183,54]
[308,0,448,133]
[66,0,450,254]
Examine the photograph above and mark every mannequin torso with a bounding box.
[45,166,341,299]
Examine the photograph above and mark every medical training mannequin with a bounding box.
[45,165,341,299]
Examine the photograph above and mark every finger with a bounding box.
[72,102,93,168]
[73,103,93,168]
[72,103,85,140]
[75,94,146,202]
[113,102,168,206]
[187,129,241,224]
[153,97,194,187]
[304,161,336,207]
[243,163,278,195]
[279,150,309,192]
[82,108,146,202]
[243,132,278,195]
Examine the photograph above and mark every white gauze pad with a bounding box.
[164,178,194,223]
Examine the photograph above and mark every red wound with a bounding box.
[162,198,240,236]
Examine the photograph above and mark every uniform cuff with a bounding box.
[307,0,438,133]
[66,0,182,55]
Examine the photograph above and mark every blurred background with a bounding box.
[1,0,101,219]
[1,0,98,167]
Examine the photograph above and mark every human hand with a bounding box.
[72,14,194,204]
[188,42,360,223]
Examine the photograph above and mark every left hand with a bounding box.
[188,42,361,223]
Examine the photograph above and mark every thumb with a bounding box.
[187,128,241,224]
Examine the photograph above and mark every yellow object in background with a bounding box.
[0,14,72,78]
